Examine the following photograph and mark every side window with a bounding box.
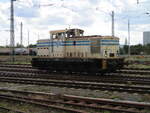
[53,35,56,39]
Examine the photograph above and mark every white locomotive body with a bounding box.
[32,29,124,73]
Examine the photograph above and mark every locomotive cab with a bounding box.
[50,29,84,39]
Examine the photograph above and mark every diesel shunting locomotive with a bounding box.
[31,28,124,73]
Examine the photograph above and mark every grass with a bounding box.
[127,64,150,68]
[125,55,150,61]
[124,55,150,69]
[0,99,58,113]
[0,55,34,64]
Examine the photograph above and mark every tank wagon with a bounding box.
[32,28,124,73]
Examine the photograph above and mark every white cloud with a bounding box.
[0,0,150,46]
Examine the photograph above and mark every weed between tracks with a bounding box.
[127,64,150,69]
[0,82,149,113]
[0,99,66,113]
[125,56,150,69]
[0,82,149,103]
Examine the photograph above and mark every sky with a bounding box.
[0,0,150,46]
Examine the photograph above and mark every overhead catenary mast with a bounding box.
[20,22,23,46]
[28,30,30,56]
[10,0,16,62]
[111,11,115,37]
[128,19,130,56]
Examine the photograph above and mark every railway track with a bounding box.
[0,64,32,68]
[0,67,150,86]
[0,64,150,94]
[1,63,150,70]
[0,77,149,94]
[123,67,150,71]
[0,88,149,113]
[0,95,84,113]
[1,64,150,75]
[116,70,150,75]
[0,67,48,74]
[1,66,150,78]
[0,106,25,113]
[1,66,150,76]
[0,64,149,112]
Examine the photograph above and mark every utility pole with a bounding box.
[111,11,115,37]
[20,22,23,47]
[28,30,30,56]
[128,19,130,56]
[10,0,16,62]
[6,39,8,47]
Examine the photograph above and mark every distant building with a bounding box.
[143,31,150,45]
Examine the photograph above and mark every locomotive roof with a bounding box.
[50,28,84,34]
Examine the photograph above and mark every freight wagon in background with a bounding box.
[32,28,124,73]
[0,48,10,55]
[0,48,37,55]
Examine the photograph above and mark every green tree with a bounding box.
[16,43,24,48]
[27,44,36,48]
[130,44,143,55]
